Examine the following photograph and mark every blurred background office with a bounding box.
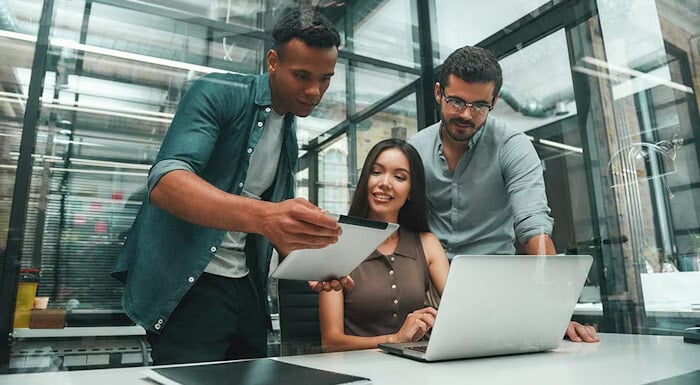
[0,0,699,373]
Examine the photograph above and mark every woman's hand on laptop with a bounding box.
[389,307,438,343]
[565,321,600,343]
[308,276,355,292]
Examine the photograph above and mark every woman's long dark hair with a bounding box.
[348,138,429,233]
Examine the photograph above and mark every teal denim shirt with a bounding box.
[112,72,298,333]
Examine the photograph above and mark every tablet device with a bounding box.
[271,215,399,281]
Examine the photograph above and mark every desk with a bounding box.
[2,334,699,384]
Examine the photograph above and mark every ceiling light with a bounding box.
[0,29,236,75]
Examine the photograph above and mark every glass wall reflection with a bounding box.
[318,134,349,215]
[350,0,418,68]
[352,62,419,115]
[434,0,550,63]
[0,32,32,252]
[356,93,418,174]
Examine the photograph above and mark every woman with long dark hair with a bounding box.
[319,139,449,352]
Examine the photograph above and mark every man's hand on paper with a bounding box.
[260,198,341,256]
[308,276,355,292]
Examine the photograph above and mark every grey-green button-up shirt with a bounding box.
[409,117,553,259]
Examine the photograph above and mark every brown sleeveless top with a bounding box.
[343,227,430,337]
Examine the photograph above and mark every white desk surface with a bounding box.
[2,333,699,385]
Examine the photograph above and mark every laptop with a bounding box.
[379,254,592,362]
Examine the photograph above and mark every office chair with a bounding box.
[277,279,323,355]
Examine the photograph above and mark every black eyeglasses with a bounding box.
[440,89,494,117]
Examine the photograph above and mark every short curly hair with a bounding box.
[272,7,340,58]
[440,46,502,99]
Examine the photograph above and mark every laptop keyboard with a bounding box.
[407,345,427,353]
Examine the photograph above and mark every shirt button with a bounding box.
[238,182,244,188]
[390,257,395,262]
[393,299,399,304]
[257,121,263,127]
[188,277,194,283]
[389,270,394,275]
[247,148,253,154]
[210,246,217,252]
[391,284,397,290]
[154,323,161,330]
[393,313,398,318]
[157,319,164,324]
[265,107,271,112]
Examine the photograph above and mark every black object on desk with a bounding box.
[146,359,371,385]
[683,327,700,344]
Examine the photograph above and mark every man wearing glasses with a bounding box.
[409,45,599,343]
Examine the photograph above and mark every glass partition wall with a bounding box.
[1,0,699,374]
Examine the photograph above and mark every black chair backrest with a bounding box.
[277,279,323,355]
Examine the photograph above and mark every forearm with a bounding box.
[150,169,270,234]
[321,332,396,353]
[523,234,556,255]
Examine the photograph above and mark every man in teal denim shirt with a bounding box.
[112,8,352,364]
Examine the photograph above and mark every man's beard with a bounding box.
[441,115,482,142]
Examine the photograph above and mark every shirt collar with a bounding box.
[392,227,415,259]
[254,72,272,107]
[365,227,416,260]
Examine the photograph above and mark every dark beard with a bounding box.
[440,119,481,143]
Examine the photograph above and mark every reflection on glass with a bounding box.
[641,39,700,275]
[590,0,698,281]
[352,62,418,114]
[357,93,417,174]
[4,0,270,329]
[0,36,33,252]
[350,0,417,67]
[434,0,549,62]
[318,135,349,215]
[494,29,577,132]
[1,0,40,254]
[561,0,700,333]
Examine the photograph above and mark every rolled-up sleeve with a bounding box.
[148,159,195,198]
[147,73,236,200]
[500,134,554,245]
